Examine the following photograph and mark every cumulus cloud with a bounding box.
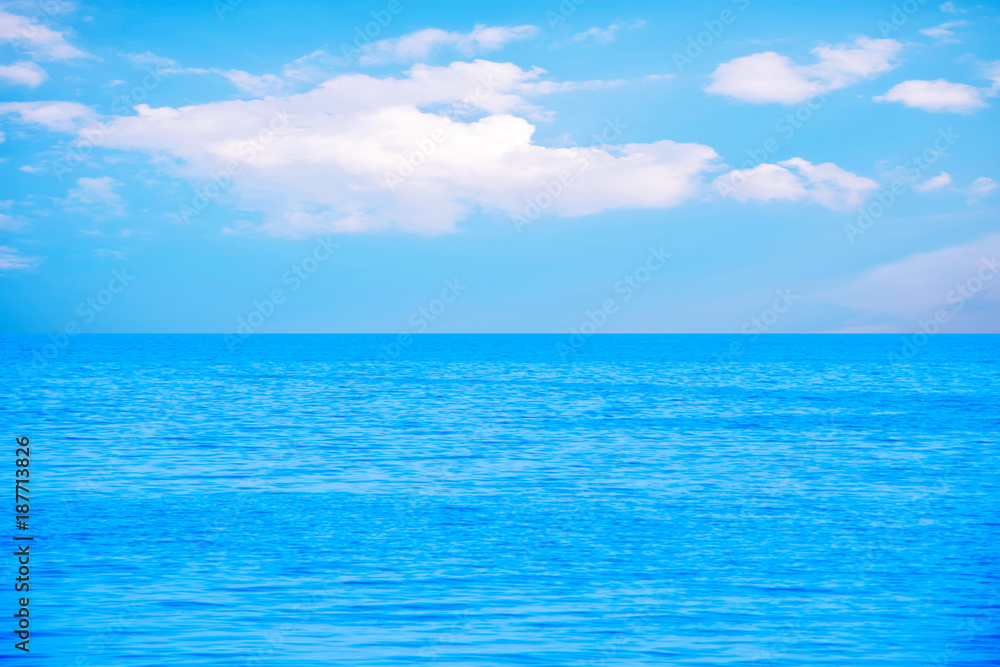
[54,60,724,237]
[0,8,89,60]
[571,20,645,44]
[61,176,127,217]
[705,36,902,104]
[874,78,988,113]
[714,158,877,209]
[914,171,952,191]
[0,60,46,86]
[358,25,538,66]
[826,232,1000,332]
[939,1,961,12]
[919,20,969,44]
[0,100,94,130]
[0,245,42,271]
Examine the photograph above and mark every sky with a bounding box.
[0,0,998,335]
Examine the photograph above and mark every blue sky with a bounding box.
[1,0,998,334]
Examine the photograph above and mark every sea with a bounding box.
[1,334,998,666]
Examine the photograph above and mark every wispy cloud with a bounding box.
[0,245,43,271]
[123,49,337,97]
[0,7,90,60]
[60,176,127,217]
[919,20,970,44]
[571,19,645,44]
[0,199,21,231]
[358,24,538,66]
[914,171,952,191]
[965,176,998,203]
[826,232,1000,332]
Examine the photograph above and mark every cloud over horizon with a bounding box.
[827,232,1000,333]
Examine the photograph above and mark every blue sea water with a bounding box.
[1,334,998,666]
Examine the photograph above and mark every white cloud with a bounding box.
[0,100,94,130]
[211,69,284,96]
[919,20,969,44]
[358,25,538,66]
[914,171,952,191]
[198,50,341,96]
[0,8,89,60]
[826,232,1000,332]
[874,78,988,113]
[94,248,126,260]
[125,49,341,97]
[0,60,46,86]
[705,36,902,104]
[75,60,724,237]
[62,176,126,217]
[572,20,645,44]
[966,176,998,203]
[0,245,42,271]
[0,200,20,231]
[939,1,960,12]
[0,130,5,143]
[124,51,178,69]
[984,60,1000,94]
[714,158,877,209]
